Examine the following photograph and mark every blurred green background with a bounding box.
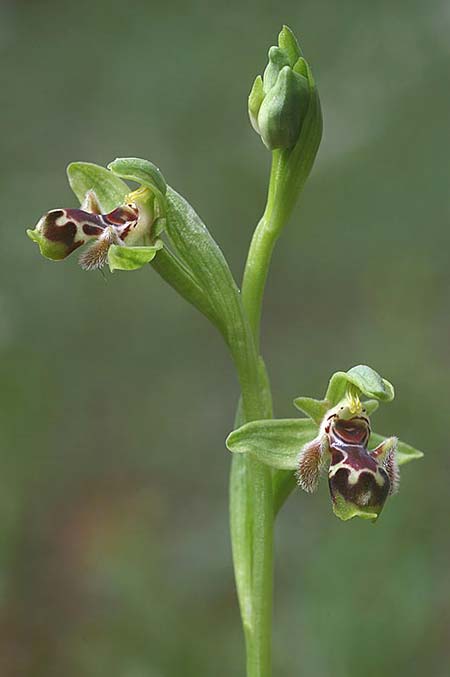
[1,0,449,675]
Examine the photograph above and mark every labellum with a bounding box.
[28,200,148,270]
[297,394,399,521]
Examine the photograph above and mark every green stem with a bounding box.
[241,150,299,348]
[228,152,293,677]
[246,456,274,676]
[231,134,320,674]
[242,86,322,347]
[226,306,273,677]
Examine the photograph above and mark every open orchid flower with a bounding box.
[297,390,399,520]
[226,365,423,522]
[27,159,166,272]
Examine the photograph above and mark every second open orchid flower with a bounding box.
[27,158,166,272]
[226,365,423,522]
[297,390,399,520]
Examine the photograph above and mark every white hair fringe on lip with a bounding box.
[79,227,122,270]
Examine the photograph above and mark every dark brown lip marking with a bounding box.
[42,212,83,253]
[105,206,139,226]
[83,223,104,236]
[329,465,389,510]
[330,448,345,464]
[331,415,371,446]
[64,209,104,225]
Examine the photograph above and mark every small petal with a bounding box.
[297,434,329,493]
[79,226,121,270]
[81,190,102,214]
[371,437,400,495]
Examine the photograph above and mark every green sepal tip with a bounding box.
[248,75,264,133]
[278,25,302,65]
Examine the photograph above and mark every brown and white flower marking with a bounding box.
[28,188,159,271]
[297,391,399,520]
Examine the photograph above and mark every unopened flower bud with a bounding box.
[248,25,318,151]
[257,66,310,150]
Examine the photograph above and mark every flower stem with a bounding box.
[230,138,319,674]
[227,152,292,677]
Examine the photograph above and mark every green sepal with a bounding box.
[278,25,302,65]
[26,228,68,261]
[108,157,167,214]
[293,56,308,78]
[293,396,379,424]
[325,365,395,405]
[301,57,316,89]
[226,415,422,476]
[226,418,318,470]
[108,240,163,272]
[67,162,129,212]
[248,75,264,133]
[370,433,424,466]
[258,66,310,150]
[262,45,291,93]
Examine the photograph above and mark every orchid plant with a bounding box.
[27,26,423,677]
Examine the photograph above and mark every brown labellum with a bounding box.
[297,401,399,521]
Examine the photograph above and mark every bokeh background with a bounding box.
[1,0,449,675]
